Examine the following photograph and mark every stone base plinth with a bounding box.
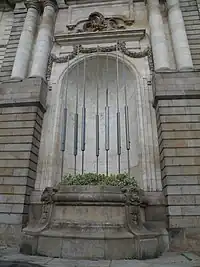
[20,185,166,260]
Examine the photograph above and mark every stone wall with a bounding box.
[0,3,26,82]
[180,0,200,69]
[0,78,47,246]
[154,72,200,229]
[0,10,13,70]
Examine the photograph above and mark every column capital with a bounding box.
[166,0,180,9]
[25,1,42,13]
[43,0,58,11]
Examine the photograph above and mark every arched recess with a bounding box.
[35,52,161,192]
[61,53,140,178]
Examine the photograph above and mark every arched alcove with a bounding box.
[60,54,140,176]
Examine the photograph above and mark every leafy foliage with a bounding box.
[61,172,138,189]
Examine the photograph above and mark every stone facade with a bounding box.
[0,0,199,255]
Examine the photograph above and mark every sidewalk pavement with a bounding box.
[1,247,200,267]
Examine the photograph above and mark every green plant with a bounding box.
[61,172,139,189]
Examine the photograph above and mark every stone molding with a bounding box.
[25,1,42,13]
[47,41,154,83]
[43,0,58,11]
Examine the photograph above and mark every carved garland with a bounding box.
[46,41,154,83]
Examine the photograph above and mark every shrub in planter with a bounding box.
[61,172,139,189]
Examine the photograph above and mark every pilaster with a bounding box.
[166,0,193,71]
[29,0,58,80]
[147,0,170,71]
[11,1,41,80]
[153,71,200,230]
[0,78,48,246]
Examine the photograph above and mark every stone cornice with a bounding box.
[55,29,146,46]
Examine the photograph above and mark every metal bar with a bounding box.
[123,53,131,177]
[96,114,99,175]
[105,53,110,176]
[106,151,108,176]
[81,57,87,174]
[96,114,100,157]
[117,111,121,174]
[61,108,68,152]
[116,43,121,173]
[125,105,130,150]
[74,49,80,175]
[116,45,119,112]
[81,107,86,151]
[74,113,78,157]
[96,48,100,174]
[81,107,86,174]
[74,113,78,176]
[60,57,70,181]
[105,105,109,151]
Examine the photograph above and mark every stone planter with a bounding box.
[21,185,162,259]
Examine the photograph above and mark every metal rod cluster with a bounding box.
[60,42,131,178]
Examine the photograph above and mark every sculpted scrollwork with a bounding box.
[41,187,58,203]
[121,187,149,232]
[66,12,134,33]
[29,187,57,232]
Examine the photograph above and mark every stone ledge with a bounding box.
[0,78,48,113]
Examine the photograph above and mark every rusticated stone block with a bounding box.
[0,78,47,246]
[154,71,200,231]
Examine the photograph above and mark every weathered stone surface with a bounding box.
[154,72,200,233]
[0,78,47,246]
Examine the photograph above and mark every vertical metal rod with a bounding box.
[60,57,70,181]
[116,43,121,174]
[96,47,100,174]
[123,53,131,177]
[74,47,80,176]
[81,57,87,174]
[61,107,68,179]
[105,53,110,176]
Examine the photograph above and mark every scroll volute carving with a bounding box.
[67,12,134,33]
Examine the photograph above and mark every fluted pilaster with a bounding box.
[11,1,41,80]
[147,0,170,71]
[29,0,57,80]
[167,0,193,71]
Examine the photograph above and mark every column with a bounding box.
[167,0,193,71]
[11,2,40,80]
[147,0,170,71]
[29,0,57,80]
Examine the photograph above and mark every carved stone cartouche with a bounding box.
[66,12,134,33]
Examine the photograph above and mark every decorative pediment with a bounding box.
[67,12,134,33]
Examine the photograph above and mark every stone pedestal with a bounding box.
[21,185,166,260]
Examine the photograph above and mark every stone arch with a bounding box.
[59,53,140,178]
[35,51,161,192]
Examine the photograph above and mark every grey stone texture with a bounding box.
[1,248,200,267]
[153,71,200,229]
[0,4,26,82]
[180,0,200,69]
[21,186,165,260]
[0,78,47,246]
